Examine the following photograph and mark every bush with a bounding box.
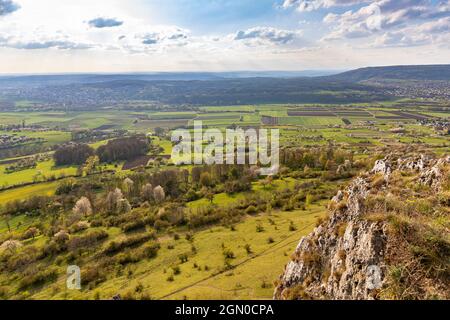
[122,219,146,232]
[172,266,181,275]
[19,268,58,289]
[256,223,265,233]
[103,233,155,255]
[81,266,106,287]
[223,249,235,259]
[67,230,108,252]
[245,205,257,215]
[141,242,160,259]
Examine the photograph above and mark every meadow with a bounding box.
[0,101,448,300]
[25,206,326,300]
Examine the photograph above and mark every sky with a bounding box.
[0,0,449,73]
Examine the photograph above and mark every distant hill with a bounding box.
[0,70,339,88]
[1,65,449,109]
[328,65,450,82]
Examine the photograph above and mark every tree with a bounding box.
[305,193,313,207]
[199,172,212,187]
[84,156,100,175]
[123,178,135,195]
[141,183,153,202]
[154,127,165,137]
[96,136,149,163]
[153,185,165,203]
[53,230,69,243]
[205,189,214,203]
[54,144,94,166]
[23,227,39,240]
[261,176,273,190]
[0,240,22,253]
[105,188,131,214]
[73,197,93,217]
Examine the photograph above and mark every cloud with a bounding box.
[321,0,450,42]
[282,0,369,12]
[373,30,431,47]
[234,27,301,45]
[0,0,20,16]
[138,27,189,46]
[373,16,450,47]
[88,17,123,28]
[7,40,93,50]
[0,30,94,50]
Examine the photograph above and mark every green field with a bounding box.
[0,181,58,204]
[0,102,448,300]
[0,160,77,187]
[24,206,325,300]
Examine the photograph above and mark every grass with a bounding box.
[0,160,77,187]
[0,181,58,204]
[26,206,326,300]
[187,178,297,209]
[278,116,344,126]
[0,130,71,147]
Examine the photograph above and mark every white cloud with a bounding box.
[233,27,302,45]
[282,0,369,12]
[321,0,450,44]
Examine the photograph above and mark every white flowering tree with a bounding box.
[153,185,165,203]
[73,197,93,217]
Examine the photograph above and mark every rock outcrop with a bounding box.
[274,154,449,300]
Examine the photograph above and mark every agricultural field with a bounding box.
[0,101,448,301]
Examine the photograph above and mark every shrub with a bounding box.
[67,230,108,252]
[172,266,181,275]
[245,205,257,215]
[103,233,155,255]
[19,268,58,289]
[81,266,106,287]
[122,219,146,232]
[223,249,235,259]
[256,223,264,233]
[179,254,189,263]
[289,221,297,232]
[141,242,160,259]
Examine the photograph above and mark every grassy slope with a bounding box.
[26,206,325,300]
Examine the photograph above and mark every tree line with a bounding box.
[54,135,150,166]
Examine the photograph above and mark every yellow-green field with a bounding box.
[0,181,58,204]
[26,206,325,300]
[0,160,77,187]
